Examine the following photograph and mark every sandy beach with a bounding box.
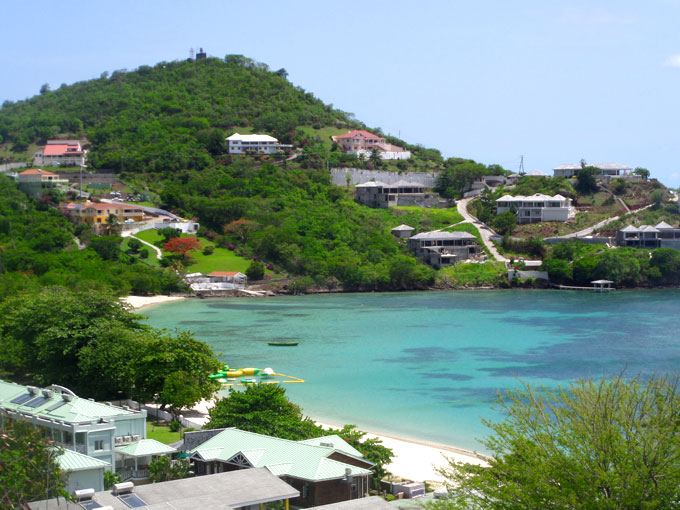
[121,294,187,310]
[183,399,487,485]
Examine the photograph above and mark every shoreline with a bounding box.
[121,294,187,310]
[183,398,488,484]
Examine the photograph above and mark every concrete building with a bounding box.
[226,133,289,154]
[332,130,411,160]
[188,428,374,508]
[408,231,480,268]
[16,168,70,196]
[391,224,415,239]
[65,201,145,233]
[616,222,680,250]
[355,180,451,209]
[496,193,573,224]
[34,140,87,167]
[553,163,635,182]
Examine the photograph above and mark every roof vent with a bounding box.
[320,442,334,447]
[74,488,95,500]
[62,393,74,402]
[27,386,40,396]
[42,389,54,399]
[113,481,134,495]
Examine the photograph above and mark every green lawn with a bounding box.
[298,125,349,151]
[146,421,182,445]
[438,261,507,287]
[120,237,160,267]
[132,229,251,273]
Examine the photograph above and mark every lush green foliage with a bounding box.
[0,287,221,411]
[0,421,69,507]
[431,374,680,510]
[435,160,508,199]
[149,456,193,483]
[437,261,507,288]
[576,166,598,194]
[492,211,516,235]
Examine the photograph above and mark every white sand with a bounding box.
[121,295,187,310]
[184,397,488,484]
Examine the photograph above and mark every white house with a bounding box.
[226,133,288,154]
[16,168,70,196]
[34,140,86,167]
[496,193,573,224]
[408,231,480,267]
[553,163,635,182]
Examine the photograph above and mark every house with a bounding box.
[408,231,480,268]
[355,180,451,209]
[34,140,87,167]
[66,201,145,232]
[496,194,573,224]
[391,224,415,239]
[616,222,680,250]
[0,380,168,492]
[186,271,248,292]
[553,163,636,182]
[226,133,290,154]
[30,467,299,510]
[16,168,70,196]
[188,428,374,507]
[332,130,411,160]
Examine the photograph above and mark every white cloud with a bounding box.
[664,55,680,67]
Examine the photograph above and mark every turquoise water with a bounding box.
[142,289,680,452]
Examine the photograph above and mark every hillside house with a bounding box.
[391,224,415,238]
[34,140,87,167]
[30,468,299,510]
[226,133,291,154]
[553,163,636,182]
[496,193,573,224]
[408,231,480,267]
[66,201,145,232]
[332,130,411,160]
[616,222,680,250]
[188,428,374,507]
[17,168,70,196]
[0,380,173,492]
[355,180,451,209]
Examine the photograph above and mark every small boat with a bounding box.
[268,341,299,346]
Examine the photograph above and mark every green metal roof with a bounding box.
[191,429,372,482]
[57,449,109,472]
[116,438,176,457]
[298,434,364,458]
[0,379,138,424]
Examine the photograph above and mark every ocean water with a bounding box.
[142,289,680,452]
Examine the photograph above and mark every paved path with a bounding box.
[554,203,653,239]
[456,197,509,262]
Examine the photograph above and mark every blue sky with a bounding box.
[2,1,679,186]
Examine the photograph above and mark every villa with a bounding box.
[65,201,145,232]
[0,380,175,492]
[355,180,451,209]
[496,193,573,224]
[33,139,87,167]
[408,231,480,268]
[187,428,374,507]
[16,168,70,196]
[553,163,636,182]
[616,222,680,250]
[332,130,411,160]
[226,133,291,154]
[30,467,299,510]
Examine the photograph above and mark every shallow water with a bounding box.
[142,289,680,451]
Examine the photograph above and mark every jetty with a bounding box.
[552,280,615,292]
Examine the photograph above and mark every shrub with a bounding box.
[246,260,266,281]
[203,245,214,256]
[127,237,142,253]
[169,420,181,432]
[139,247,149,259]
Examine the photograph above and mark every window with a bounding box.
[94,439,105,451]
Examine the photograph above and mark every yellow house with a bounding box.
[69,201,144,232]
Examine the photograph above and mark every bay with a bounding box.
[142,289,680,452]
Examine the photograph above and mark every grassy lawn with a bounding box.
[438,261,507,287]
[378,206,463,233]
[120,237,161,267]
[298,125,349,151]
[132,229,252,273]
[146,421,182,445]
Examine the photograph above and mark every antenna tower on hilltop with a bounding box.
[189,48,195,60]
[518,155,525,175]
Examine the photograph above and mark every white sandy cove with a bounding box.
[186,400,488,485]
[121,295,187,310]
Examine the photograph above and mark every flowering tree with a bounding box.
[163,237,202,259]
[224,219,260,243]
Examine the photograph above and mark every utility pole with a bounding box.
[518,155,525,175]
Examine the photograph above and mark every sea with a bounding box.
[142,289,680,452]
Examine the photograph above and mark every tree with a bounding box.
[89,235,122,261]
[159,227,181,243]
[634,167,650,180]
[149,456,192,483]
[163,237,202,260]
[206,384,323,440]
[224,219,260,244]
[246,260,265,281]
[39,83,51,94]
[651,189,665,208]
[104,213,121,236]
[576,166,598,194]
[431,374,680,510]
[0,421,69,507]
[127,237,142,253]
[492,211,516,235]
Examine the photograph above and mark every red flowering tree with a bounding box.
[224,219,260,244]
[163,237,202,261]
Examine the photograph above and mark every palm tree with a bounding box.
[104,213,121,236]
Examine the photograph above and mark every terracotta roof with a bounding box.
[43,144,84,156]
[19,168,58,176]
[209,271,244,277]
[332,130,383,141]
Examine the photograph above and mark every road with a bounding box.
[455,197,508,263]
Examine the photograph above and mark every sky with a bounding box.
[2,1,679,186]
